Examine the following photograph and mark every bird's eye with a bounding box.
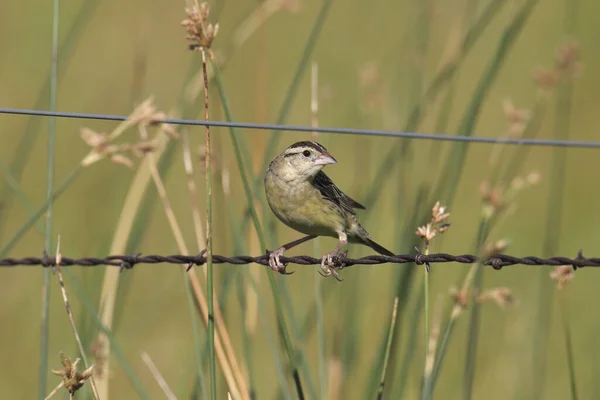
[302,150,311,157]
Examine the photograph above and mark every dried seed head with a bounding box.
[477,287,514,309]
[52,352,95,395]
[80,128,109,152]
[486,187,504,210]
[533,67,560,91]
[416,224,436,242]
[416,201,450,248]
[555,40,582,78]
[449,286,469,319]
[550,265,575,290]
[128,98,167,127]
[183,2,218,50]
[502,99,531,126]
[432,201,450,224]
[483,238,510,259]
[438,223,451,234]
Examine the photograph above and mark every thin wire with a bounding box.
[0,251,595,270]
[1,107,600,149]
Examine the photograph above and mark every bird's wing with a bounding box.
[313,171,366,214]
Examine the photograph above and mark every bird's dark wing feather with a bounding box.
[313,171,366,213]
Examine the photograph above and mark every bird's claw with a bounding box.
[267,247,294,275]
[319,251,344,281]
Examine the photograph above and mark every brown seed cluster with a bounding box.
[476,287,514,309]
[480,171,541,219]
[502,99,531,137]
[416,201,450,247]
[80,98,177,168]
[550,264,575,290]
[52,352,95,395]
[533,40,582,91]
[182,2,219,51]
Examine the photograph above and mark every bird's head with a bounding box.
[273,141,337,180]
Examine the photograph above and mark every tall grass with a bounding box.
[533,0,579,395]
[1,0,593,399]
[39,1,60,396]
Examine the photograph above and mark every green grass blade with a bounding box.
[185,278,208,400]
[0,155,147,399]
[434,0,540,204]
[558,291,579,400]
[38,2,60,396]
[0,167,81,254]
[396,283,425,398]
[212,66,305,399]
[376,298,400,400]
[424,307,457,397]
[0,0,98,240]
[533,1,578,395]
[462,219,491,400]
[227,196,288,399]
[315,239,327,400]
[363,0,508,209]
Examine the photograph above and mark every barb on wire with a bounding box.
[1,107,600,149]
[0,251,597,271]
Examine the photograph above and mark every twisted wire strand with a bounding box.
[0,251,596,271]
[1,107,600,148]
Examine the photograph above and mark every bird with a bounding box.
[264,140,394,279]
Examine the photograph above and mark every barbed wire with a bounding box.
[1,107,600,149]
[0,251,595,272]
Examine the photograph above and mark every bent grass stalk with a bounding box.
[52,236,100,399]
[0,157,147,398]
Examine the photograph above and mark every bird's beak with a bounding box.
[314,152,337,165]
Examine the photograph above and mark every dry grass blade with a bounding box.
[141,352,177,400]
[52,236,99,399]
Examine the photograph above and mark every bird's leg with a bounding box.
[320,231,347,280]
[268,235,317,274]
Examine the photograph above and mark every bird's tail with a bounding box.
[362,237,395,257]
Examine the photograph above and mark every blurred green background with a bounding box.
[1,0,599,399]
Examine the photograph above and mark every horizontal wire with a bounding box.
[1,107,600,149]
[0,251,595,271]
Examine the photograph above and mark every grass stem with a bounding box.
[200,48,217,400]
[40,2,60,396]
[376,297,400,400]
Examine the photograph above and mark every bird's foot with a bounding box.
[267,247,294,275]
[319,250,346,281]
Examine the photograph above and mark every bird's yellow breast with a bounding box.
[265,170,347,237]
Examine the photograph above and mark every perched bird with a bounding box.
[264,141,394,278]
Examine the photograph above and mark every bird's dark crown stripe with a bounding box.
[288,141,328,153]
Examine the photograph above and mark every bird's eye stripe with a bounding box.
[288,141,327,153]
[283,148,315,157]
